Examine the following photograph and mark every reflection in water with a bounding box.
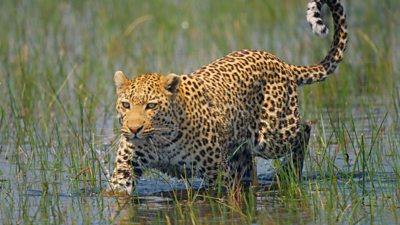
[107,189,314,225]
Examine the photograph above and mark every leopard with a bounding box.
[109,0,348,195]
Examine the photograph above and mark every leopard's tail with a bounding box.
[292,0,348,86]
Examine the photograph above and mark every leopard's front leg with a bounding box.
[109,137,143,195]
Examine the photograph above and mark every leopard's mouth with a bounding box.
[123,133,145,141]
[121,127,176,144]
[121,129,154,141]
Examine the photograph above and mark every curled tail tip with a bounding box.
[297,0,347,86]
[307,0,329,37]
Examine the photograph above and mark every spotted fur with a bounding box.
[109,0,347,194]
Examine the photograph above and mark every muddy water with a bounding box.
[0,105,399,224]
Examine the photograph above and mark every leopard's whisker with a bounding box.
[153,134,176,145]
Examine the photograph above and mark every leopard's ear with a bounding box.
[162,73,180,95]
[114,71,129,94]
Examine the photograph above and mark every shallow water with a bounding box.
[0,104,399,224]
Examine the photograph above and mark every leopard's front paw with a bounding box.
[103,178,134,197]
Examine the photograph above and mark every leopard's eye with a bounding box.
[146,102,157,110]
[122,102,130,109]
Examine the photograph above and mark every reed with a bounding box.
[0,0,398,224]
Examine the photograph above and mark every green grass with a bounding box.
[0,0,399,224]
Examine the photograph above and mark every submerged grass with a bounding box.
[0,0,399,224]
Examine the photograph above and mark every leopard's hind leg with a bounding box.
[227,142,254,187]
[279,120,312,180]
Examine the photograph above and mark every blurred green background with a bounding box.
[0,0,398,118]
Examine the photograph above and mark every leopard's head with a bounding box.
[114,71,181,143]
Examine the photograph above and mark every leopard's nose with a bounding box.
[129,125,143,135]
